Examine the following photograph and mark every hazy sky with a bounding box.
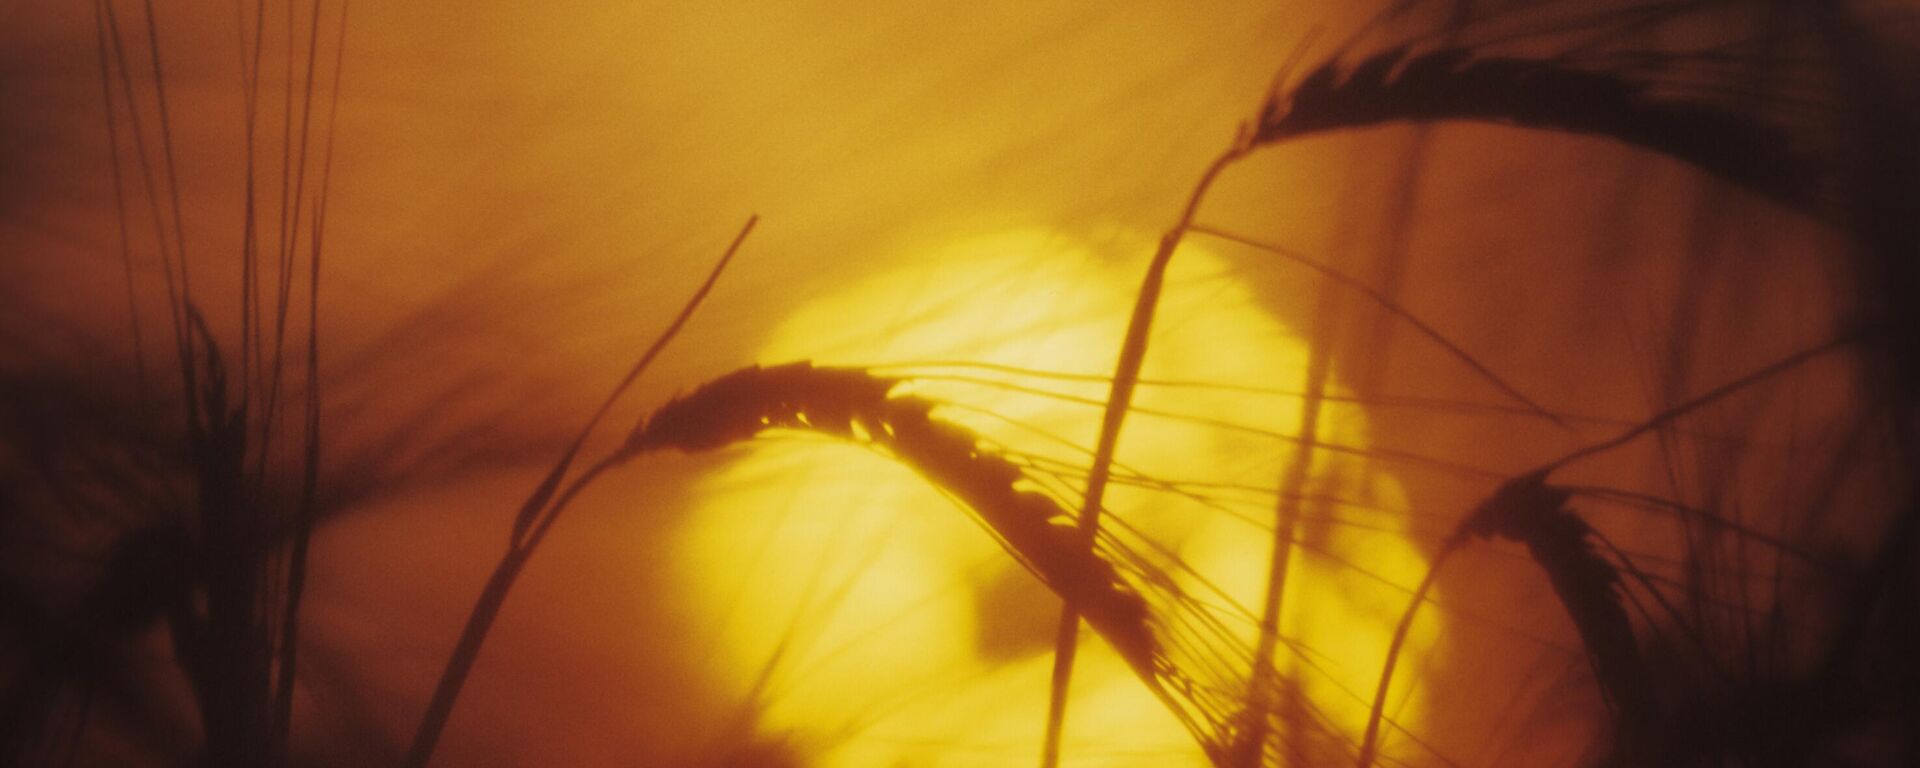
[0,2,1894,766]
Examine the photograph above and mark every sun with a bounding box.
[669,227,1436,766]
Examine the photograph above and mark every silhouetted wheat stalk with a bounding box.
[1255,45,1823,212]
[1043,9,1894,765]
[1354,331,1864,768]
[10,1,354,765]
[629,363,1171,699]
[402,216,757,768]
[622,361,1386,766]
[1036,9,1871,756]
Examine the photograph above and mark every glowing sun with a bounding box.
[670,228,1435,766]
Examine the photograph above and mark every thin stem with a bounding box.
[510,216,757,546]
[1040,135,1247,768]
[1228,266,1338,767]
[137,0,204,439]
[99,0,193,425]
[1188,224,1574,434]
[91,0,148,408]
[403,216,756,768]
[402,455,619,768]
[1541,332,1861,473]
[270,3,349,763]
[1355,540,1458,768]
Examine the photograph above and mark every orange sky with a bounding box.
[0,2,1896,766]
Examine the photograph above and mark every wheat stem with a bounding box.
[403,216,755,768]
[1040,135,1248,768]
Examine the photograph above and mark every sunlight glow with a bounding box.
[671,228,1437,766]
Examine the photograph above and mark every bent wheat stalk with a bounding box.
[404,216,757,768]
[628,361,1249,764]
[1353,331,1864,768]
[1256,46,1822,212]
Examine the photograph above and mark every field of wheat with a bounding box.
[2,1,1916,766]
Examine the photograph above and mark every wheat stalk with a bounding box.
[1255,46,1822,212]
[1354,331,1863,768]
[629,364,1189,714]
[401,217,757,768]
[628,361,1428,766]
